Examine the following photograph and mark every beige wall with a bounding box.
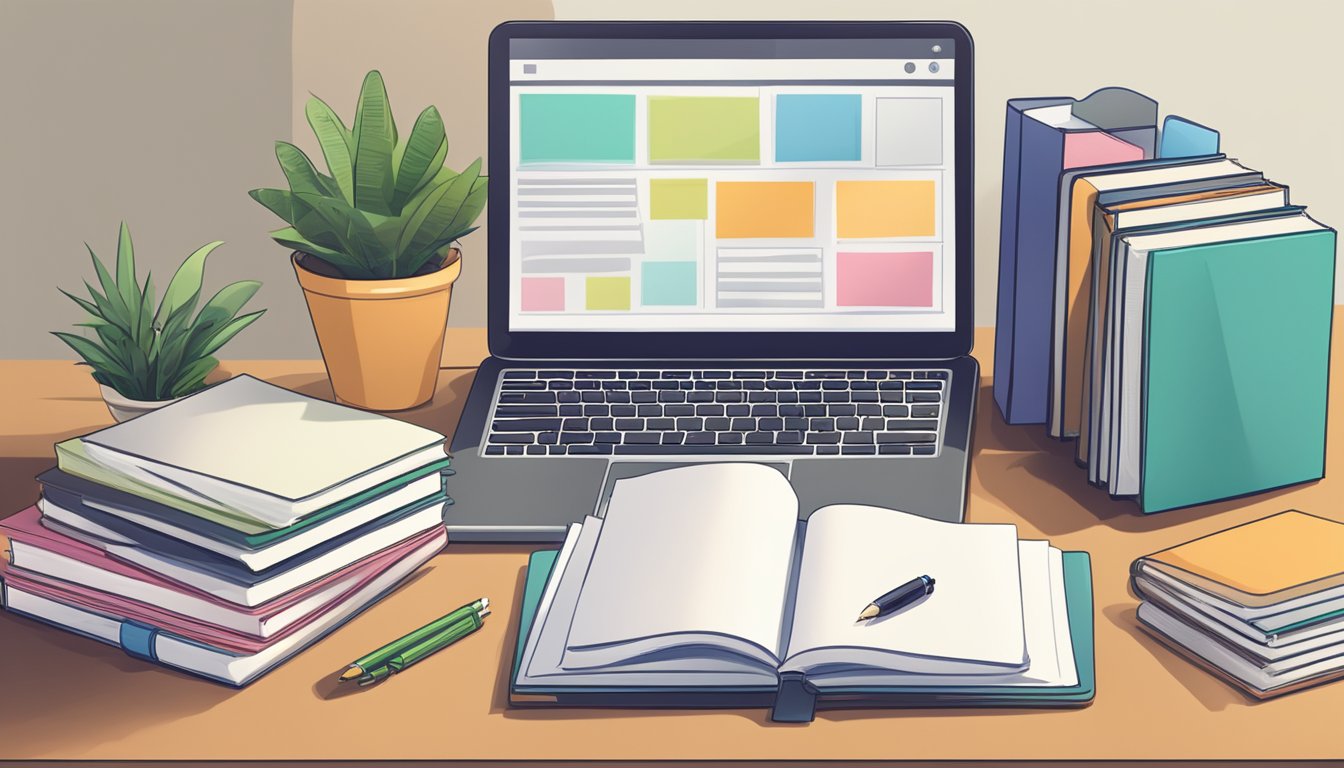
[555,0,1344,327]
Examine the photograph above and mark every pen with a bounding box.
[339,596,489,682]
[856,575,935,621]
[357,608,491,685]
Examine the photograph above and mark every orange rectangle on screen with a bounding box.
[836,180,936,238]
[715,181,815,238]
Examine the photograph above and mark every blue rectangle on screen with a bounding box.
[775,94,862,162]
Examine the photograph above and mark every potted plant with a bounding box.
[249,70,487,411]
[53,223,266,422]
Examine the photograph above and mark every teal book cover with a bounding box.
[1141,228,1337,512]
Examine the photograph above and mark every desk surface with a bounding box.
[2,325,1341,763]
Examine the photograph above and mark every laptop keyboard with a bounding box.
[482,369,947,457]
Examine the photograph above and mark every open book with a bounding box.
[516,463,1078,695]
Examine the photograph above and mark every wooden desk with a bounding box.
[2,326,1341,764]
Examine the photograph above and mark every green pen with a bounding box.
[358,608,490,684]
[338,597,489,683]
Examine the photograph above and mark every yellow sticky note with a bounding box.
[651,179,709,220]
[836,180,936,238]
[715,181,814,239]
[585,276,631,310]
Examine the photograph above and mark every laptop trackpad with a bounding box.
[593,461,792,519]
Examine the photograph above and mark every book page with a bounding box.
[781,504,1026,675]
[562,463,799,670]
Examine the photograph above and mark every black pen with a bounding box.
[857,575,935,621]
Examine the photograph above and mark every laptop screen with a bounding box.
[505,35,958,335]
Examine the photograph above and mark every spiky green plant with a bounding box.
[249,70,487,280]
[53,223,266,401]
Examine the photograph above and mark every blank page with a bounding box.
[782,504,1026,675]
[562,463,799,670]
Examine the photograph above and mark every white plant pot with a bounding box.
[99,385,180,422]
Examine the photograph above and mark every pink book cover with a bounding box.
[1062,129,1144,170]
[1,505,446,650]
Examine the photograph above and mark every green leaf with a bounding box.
[52,331,133,381]
[294,192,383,277]
[114,223,140,334]
[305,95,355,204]
[395,158,481,276]
[391,105,448,213]
[249,187,297,225]
[88,245,132,327]
[275,141,341,198]
[169,355,218,398]
[268,227,371,277]
[196,311,265,359]
[351,70,397,216]
[60,288,103,320]
[156,241,223,327]
[185,281,261,360]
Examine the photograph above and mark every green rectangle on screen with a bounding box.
[651,179,709,219]
[520,94,635,164]
[585,276,631,310]
[642,261,698,306]
[648,96,759,163]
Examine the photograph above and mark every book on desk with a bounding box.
[509,463,1094,722]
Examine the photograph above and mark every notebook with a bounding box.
[994,87,1155,424]
[74,375,448,529]
[510,463,1094,722]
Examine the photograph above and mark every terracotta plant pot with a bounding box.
[99,384,181,422]
[292,249,461,411]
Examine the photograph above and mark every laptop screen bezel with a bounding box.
[487,20,974,360]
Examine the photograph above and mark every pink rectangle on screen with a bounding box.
[1062,130,1143,170]
[837,251,934,307]
[521,277,565,311]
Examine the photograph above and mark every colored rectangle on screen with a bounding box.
[775,94,862,162]
[585,276,631,310]
[651,179,709,219]
[646,220,701,261]
[642,262,698,306]
[716,182,814,238]
[835,180,935,238]
[521,277,566,312]
[837,251,934,307]
[875,98,942,166]
[648,96,759,163]
[1061,130,1143,169]
[519,94,636,164]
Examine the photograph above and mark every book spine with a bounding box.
[993,101,1027,422]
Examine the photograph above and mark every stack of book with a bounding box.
[995,87,1337,512]
[1133,511,1344,698]
[0,375,451,686]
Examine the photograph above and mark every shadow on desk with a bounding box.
[1102,603,1250,713]
[970,382,1300,536]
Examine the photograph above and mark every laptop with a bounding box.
[447,20,977,541]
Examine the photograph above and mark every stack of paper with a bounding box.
[511,463,1093,720]
[0,376,450,686]
[1133,511,1344,698]
[995,86,1337,512]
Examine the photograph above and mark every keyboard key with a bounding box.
[822,380,847,391]
[702,370,730,379]
[557,391,581,403]
[758,417,783,430]
[547,445,566,455]
[537,370,571,379]
[799,391,823,403]
[731,417,755,431]
[861,417,884,431]
[877,431,938,443]
[777,431,804,444]
[878,381,904,391]
[632,391,658,403]
[842,431,872,444]
[751,404,778,417]
[629,380,652,390]
[766,380,791,390]
[613,444,811,456]
[817,445,840,455]
[696,404,725,416]
[886,419,938,431]
[784,417,808,431]
[910,404,940,418]
[906,380,943,390]
[741,380,766,391]
[718,432,744,444]
[908,392,941,403]
[611,405,637,417]
[778,404,804,417]
[806,371,844,378]
[841,445,876,455]
[851,380,877,390]
[715,380,742,390]
[615,418,644,430]
[496,405,558,417]
[857,403,881,416]
[581,391,604,403]
[617,371,638,379]
[501,381,546,390]
[548,380,574,390]
[924,370,949,380]
[880,391,904,403]
[851,392,878,403]
[601,380,628,390]
[662,431,685,445]
[505,445,524,455]
[574,381,600,391]
[889,371,912,379]
[687,391,715,402]
[584,405,610,417]
[525,445,546,455]
[913,445,937,455]
[726,404,751,416]
[503,371,534,380]
[734,370,767,379]
[745,431,773,445]
[576,371,615,379]
[637,371,660,379]
[638,406,665,419]
[590,417,614,431]
[559,405,582,416]
[676,417,703,430]
[848,370,866,379]
[822,391,848,403]
[500,392,556,404]
[595,431,621,443]
[493,418,561,432]
[829,404,857,417]
[489,433,533,445]
[879,444,912,455]
[779,390,800,402]
[567,444,612,455]
[806,432,841,444]
[716,391,745,403]
[836,417,860,431]
[884,404,910,417]
[796,380,822,390]
[562,418,588,431]
[867,371,887,380]
[705,417,731,430]
[607,391,632,403]
[663,370,692,379]
[776,371,803,379]
[810,417,835,431]
[804,404,827,416]
[647,418,675,430]
[537,432,559,445]
[747,391,775,403]
[665,404,694,416]
[625,432,661,444]
[652,380,679,391]
[685,431,716,445]
[658,390,687,403]
[560,432,593,444]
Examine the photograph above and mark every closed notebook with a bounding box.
[1138,218,1336,512]
[993,87,1154,424]
[75,375,448,530]
[1136,511,1344,608]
